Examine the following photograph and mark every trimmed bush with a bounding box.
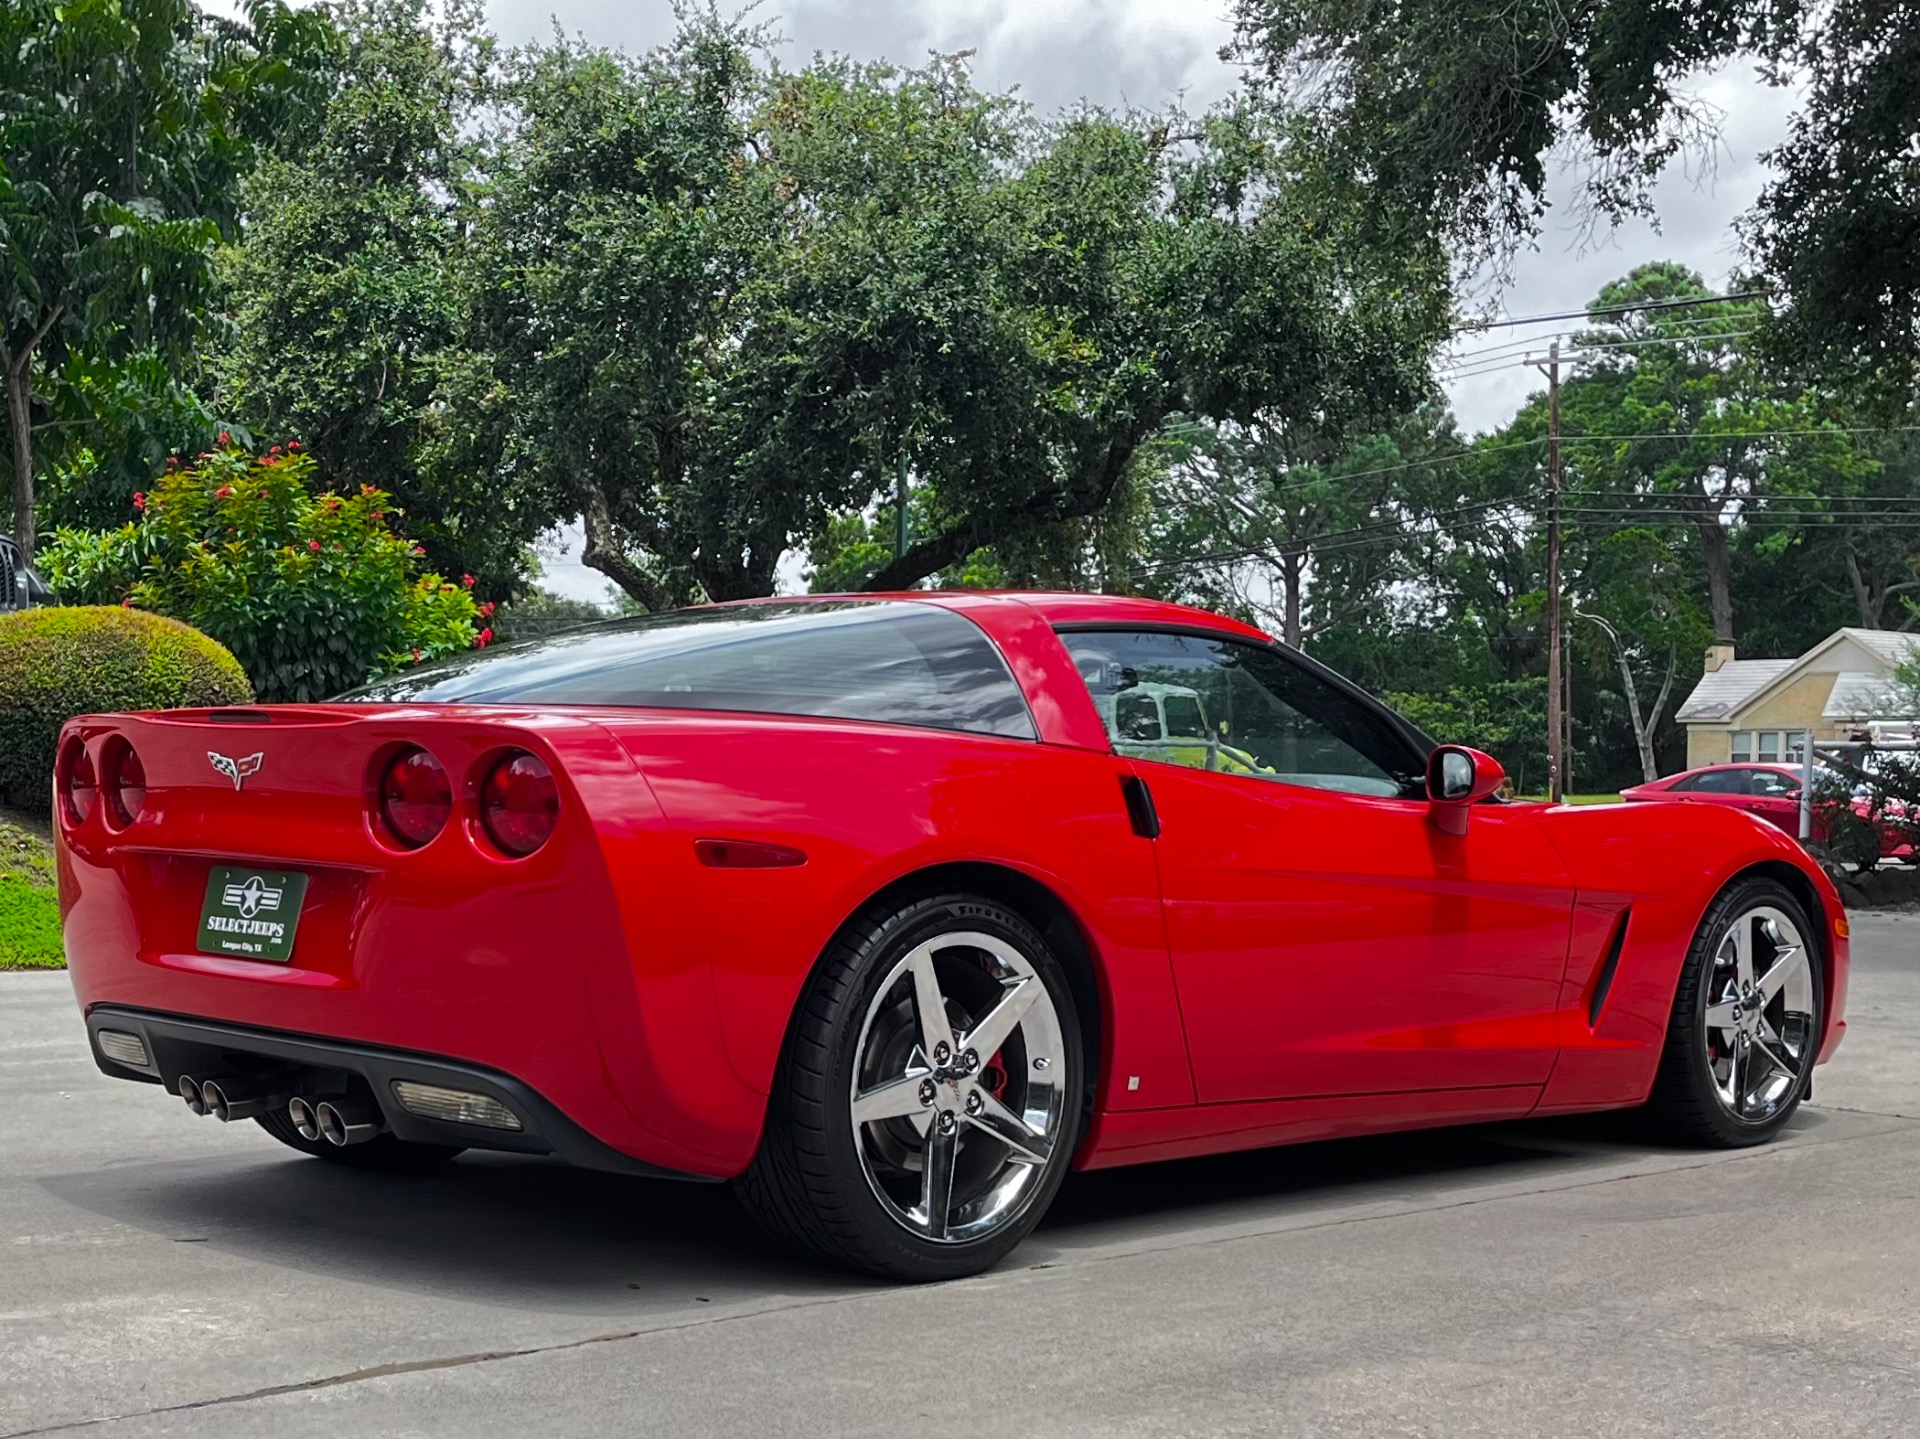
[0,607,252,809]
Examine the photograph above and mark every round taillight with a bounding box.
[104,741,146,828]
[61,742,97,827]
[481,751,558,857]
[379,747,451,848]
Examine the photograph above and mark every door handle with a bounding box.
[1120,774,1160,839]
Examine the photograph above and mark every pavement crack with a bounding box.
[0,1293,828,1438]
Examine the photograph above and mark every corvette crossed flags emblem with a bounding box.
[207,751,265,790]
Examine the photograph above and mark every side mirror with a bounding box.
[1426,745,1507,835]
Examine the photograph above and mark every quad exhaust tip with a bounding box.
[288,1095,322,1142]
[313,1099,380,1147]
[184,1081,382,1146]
[199,1077,275,1123]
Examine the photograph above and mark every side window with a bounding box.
[1686,769,1748,795]
[1060,629,1423,798]
[1751,770,1797,798]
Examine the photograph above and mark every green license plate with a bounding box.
[197,866,309,962]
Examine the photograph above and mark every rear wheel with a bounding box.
[1646,877,1823,1146]
[738,893,1084,1281]
[254,1108,464,1172]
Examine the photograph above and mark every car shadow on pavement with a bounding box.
[39,1109,1820,1308]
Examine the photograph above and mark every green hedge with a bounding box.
[0,607,253,809]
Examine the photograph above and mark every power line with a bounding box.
[1444,310,1761,364]
[1457,291,1766,333]
[1168,424,1920,505]
[1441,329,1763,379]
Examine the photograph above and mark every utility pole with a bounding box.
[893,452,910,562]
[1533,340,1566,804]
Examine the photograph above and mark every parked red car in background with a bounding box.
[1620,764,1911,860]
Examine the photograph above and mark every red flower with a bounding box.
[462,573,475,588]
[474,626,494,649]
[121,596,134,608]
[217,431,230,446]
[324,495,341,510]
[370,511,385,522]
[287,440,303,452]
[215,485,235,499]
[270,445,283,455]
[411,545,426,557]
[478,600,496,618]
[308,539,321,552]
[410,647,422,662]
[132,492,146,512]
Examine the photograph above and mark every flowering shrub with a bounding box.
[37,442,481,701]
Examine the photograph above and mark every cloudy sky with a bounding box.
[224,2,1802,599]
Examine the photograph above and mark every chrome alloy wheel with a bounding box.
[1703,905,1816,1123]
[848,930,1069,1245]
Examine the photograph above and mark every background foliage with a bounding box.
[37,444,480,700]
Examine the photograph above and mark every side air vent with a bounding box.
[1587,908,1632,1029]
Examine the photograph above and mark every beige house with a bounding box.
[1676,628,1920,768]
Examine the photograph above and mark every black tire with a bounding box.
[1645,876,1823,1146]
[254,1109,465,1172]
[737,893,1086,1282]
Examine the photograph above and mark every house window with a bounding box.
[1729,730,1805,763]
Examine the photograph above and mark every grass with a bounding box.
[0,811,64,970]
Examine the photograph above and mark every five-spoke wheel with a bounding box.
[848,929,1069,1244]
[1701,904,1816,1124]
[738,893,1084,1281]
[1650,876,1824,1146]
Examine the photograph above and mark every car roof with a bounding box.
[809,590,1277,644]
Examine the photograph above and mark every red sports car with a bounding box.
[1621,763,1913,861]
[56,594,1850,1280]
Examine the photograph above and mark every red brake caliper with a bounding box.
[981,1051,1009,1101]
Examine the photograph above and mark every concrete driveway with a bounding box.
[3,913,1914,1437]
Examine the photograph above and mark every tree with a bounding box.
[468,19,1453,610]
[1576,530,1707,782]
[468,18,782,609]
[1228,1,1920,385]
[0,0,331,560]
[214,0,535,588]
[852,101,1451,592]
[1132,406,1464,647]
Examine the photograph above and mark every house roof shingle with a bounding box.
[1675,659,1794,722]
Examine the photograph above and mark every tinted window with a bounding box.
[1674,769,1749,795]
[1059,629,1424,798]
[1750,770,1798,797]
[345,601,1035,740]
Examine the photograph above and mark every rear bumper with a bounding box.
[85,1006,716,1183]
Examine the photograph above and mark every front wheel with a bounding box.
[738,894,1085,1281]
[1646,877,1823,1146]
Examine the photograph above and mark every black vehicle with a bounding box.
[1,534,52,612]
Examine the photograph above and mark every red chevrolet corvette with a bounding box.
[56,593,1849,1280]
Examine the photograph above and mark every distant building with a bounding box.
[1676,628,1920,768]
